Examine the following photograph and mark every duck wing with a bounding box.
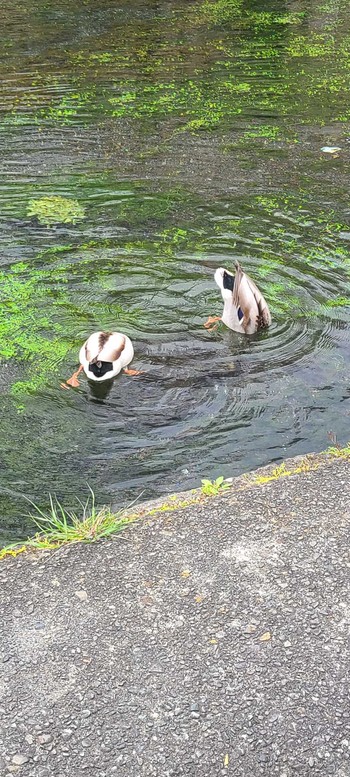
[234,263,271,331]
[232,262,244,309]
[245,275,271,329]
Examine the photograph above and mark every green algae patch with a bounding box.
[0,262,74,398]
[0,251,138,401]
[27,196,85,226]
[200,0,243,25]
[325,297,350,308]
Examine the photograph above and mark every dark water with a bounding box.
[1,0,350,542]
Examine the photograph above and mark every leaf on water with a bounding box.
[209,638,218,644]
[320,146,341,153]
[259,631,271,641]
[224,754,229,767]
[195,594,203,603]
[181,569,191,578]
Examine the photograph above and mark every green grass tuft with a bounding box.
[0,489,131,560]
[325,442,350,458]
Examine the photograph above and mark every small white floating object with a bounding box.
[320,146,341,153]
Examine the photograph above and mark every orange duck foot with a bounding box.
[204,315,221,330]
[65,375,81,387]
[62,365,84,388]
[123,368,143,376]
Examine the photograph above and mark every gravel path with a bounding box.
[1,456,350,777]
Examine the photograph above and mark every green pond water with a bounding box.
[1,0,350,543]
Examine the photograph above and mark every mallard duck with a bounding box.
[204,262,271,334]
[62,331,141,388]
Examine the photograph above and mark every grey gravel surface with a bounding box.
[1,456,350,777]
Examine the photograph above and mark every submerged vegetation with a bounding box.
[2,0,350,135]
[27,196,85,226]
[0,252,131,397]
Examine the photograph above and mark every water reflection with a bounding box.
[88,379,115,402]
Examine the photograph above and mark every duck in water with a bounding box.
[61,331,142,388]
[204,262,271,334]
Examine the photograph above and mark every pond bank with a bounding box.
[1,448,348,557]
[1,450,350,775]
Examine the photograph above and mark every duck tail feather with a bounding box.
[257,303,270,329]
[86,332,113,364]
[233,262,244,307]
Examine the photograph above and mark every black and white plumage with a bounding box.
[213,263,271,334]
[79,331,134,381]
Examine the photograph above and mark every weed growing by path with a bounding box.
[0,490,130,559]
[201,476,230,496]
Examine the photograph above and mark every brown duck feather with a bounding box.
[85,332,126,363]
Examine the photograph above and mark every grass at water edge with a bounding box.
[1,445,349,561]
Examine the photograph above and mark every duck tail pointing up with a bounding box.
[98,332,112,353]
[86,331,112,364]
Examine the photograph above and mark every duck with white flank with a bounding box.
[62,331,141,388]
[204,262,271,334]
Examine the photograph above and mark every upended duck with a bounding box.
[204,262,271,334]
[61,331,141,388]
